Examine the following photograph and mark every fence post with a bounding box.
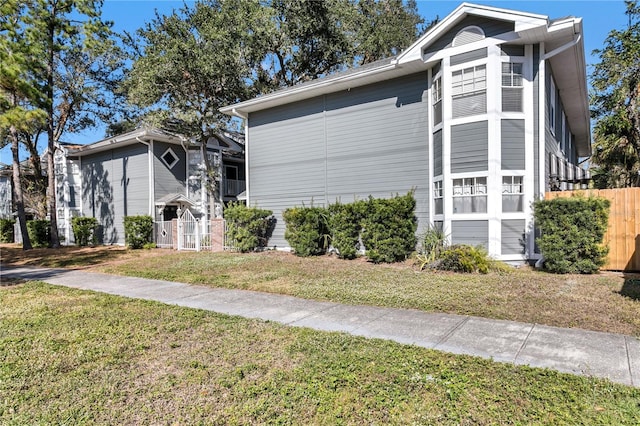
[211,218,224,252]
[195,219,201,252]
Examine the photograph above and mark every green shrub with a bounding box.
[533,196,610,274]
[0,218,15,243]
[416,225,448,270]
[27,220,50,248]
[283,206,330,257]
[361,192,417,263]
[71,217,98,247]
[438,245,490,274]
[328,200,367,259]
[123,215,153,249]
[224,203,274,252]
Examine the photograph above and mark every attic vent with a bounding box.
[161,147,179,169]
[453,26,485,47]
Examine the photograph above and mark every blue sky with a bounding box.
[0,0,629,164]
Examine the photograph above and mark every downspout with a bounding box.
[232,108,249,206]
[136,137,155,217]
[542,34,581,60]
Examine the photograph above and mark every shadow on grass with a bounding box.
[619,274,640,301]
[0,245,128,268]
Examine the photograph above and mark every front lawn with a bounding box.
[2,244,639,336]
[1,282,639,424]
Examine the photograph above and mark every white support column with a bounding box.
[441,56,452,238]
[523,43,536,259]
[427,67,434,225]
[486,44,502,257]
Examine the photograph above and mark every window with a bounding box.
[433,76,442,125]
[452,177,487,213]
[502,62,523,112]
[502,176,524,212]
[452,65,486,96]
[433,180,443,215]
[549,79,556,135]
[452,26,485,47]
[161,147,179,169]
[561,112,567,152]
[452,65,486,118]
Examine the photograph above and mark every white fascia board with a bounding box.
[398,3,548,64]
[71,129,183,157]
[422,32,520,64]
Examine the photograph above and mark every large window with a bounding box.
[502,62,523,112]
[433,180,443,215]
[433,76,442,125]
[452,65,486,117]
[452,177,487,213]
[502,176,524,212]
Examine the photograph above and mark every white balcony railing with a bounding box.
[223,179,246,196]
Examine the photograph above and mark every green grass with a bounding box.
[2,245,640,337]
[2,282,639,425]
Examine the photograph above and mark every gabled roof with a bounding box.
[221,2,590,156]
[155,193,197,207]
[69,127,245,158]
[70,128,184,157]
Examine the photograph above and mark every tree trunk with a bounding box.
[47,13,60,248]
[10,128,32,250]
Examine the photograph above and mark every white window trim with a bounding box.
[501,62,524,87]
[452,176,488,214]
[451,64,487,98]
[161,147,179,170]
[452,25,485,47]
[433,179,444,217]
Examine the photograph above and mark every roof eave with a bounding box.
[70,128,185,157]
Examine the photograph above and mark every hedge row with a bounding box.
[533,196,610,274]
[224,203,274,252]
[283,192,417,263]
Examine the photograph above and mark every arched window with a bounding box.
[453,26,485,47]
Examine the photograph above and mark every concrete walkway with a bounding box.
[2,264,639,388]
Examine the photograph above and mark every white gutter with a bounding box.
[136,136,155,217]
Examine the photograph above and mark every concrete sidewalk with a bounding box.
[2,264,639,388]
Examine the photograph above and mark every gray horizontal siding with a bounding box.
[501,119,525,170]
[501,45,525,56]
[153,142,186,199]
[501,219,526,255]
[450,48,487,66]
[80,144,149,245]
[434,130,443,176]
[502,87,522,112]
[424,16,514,54]
[451,121,488,173]
[452,92,487,118]
[451,220,488,249]
[248,72,430,249]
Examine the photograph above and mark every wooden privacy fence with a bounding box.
[545,188,640,272]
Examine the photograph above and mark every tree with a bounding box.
[0,0,47,249]
[125,0,428,216]
[125,0,259,218]
[590,0,640,188]
[249,0,430,92]
[11,0,128,247]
